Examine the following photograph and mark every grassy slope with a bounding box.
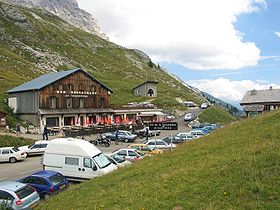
[39,111,280,209]
[0,135,34,147]
[199,106,237,125]
[0,2,203,113]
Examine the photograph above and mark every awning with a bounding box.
[138,111,164,117]
[39,108,114,115]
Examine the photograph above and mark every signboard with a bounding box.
[148,122,178,131]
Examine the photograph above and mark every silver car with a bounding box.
[0,181,40,210]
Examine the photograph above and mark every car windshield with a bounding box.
[111,154,125,163]
[136,151,146,156]
[93,153,111,169]
[15,185,35,199]
[50,173,65,185]
[12,147,19,152]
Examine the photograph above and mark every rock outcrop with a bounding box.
[0,0,108,39]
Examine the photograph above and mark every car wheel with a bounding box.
[124,139,129,143]
[9,157,17,163]
[43,193,51,200]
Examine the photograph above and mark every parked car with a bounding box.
[184,113,196,122]
[17,170,69,200]
[142,139,177,150]
[133,127,161,138]
[112,149,146,162]
[105,154,132,168]
[43,138,117,180]
[192,128,210,135]
[0,181,40,210]
[189,130,208,138]
[176,133,194,141]
[0,147,27,163]
[200,103,209,109]
[161,136,185,144]
[19,140,49,156]
[127,143,164,154]
[104,130,137,143]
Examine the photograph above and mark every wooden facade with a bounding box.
[39,71,111,110]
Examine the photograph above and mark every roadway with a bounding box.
[0,108,201,181]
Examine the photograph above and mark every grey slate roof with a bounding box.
[240,88,280,105]
[7,68,113,93]
[133,80,158,90]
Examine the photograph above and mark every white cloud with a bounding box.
[188,78,280,103]
[77,0,265,70]
[275,31,280,37]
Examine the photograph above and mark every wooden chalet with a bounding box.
[240,87,280,117]
[7,68,113,130]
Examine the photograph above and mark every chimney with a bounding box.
[269,86,273,90]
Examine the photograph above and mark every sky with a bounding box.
[77,0,280,107]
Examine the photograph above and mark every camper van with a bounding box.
[42,138,117,181]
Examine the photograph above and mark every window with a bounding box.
[91,86,96,92]
[83,158,93,168]
[50,97,56,108]
[0,190,14,202]
[23,177,35,184]
[33,177,47,186]
[117,150,127,156]
[67,84,73,91]
[157,141,165,145]
[15,186,35,199]
[79,84,84,91]
[1,149,10,155]
[66,98,72,108]
[58,84,63,91]
[128,151,137,156]
[100,98,104,108]
[148,142,155,146]
[79,98,84,108]
[46,117,59,127]
[30,144,41,149]
[93,153,110,169]
[50,174,65,185]
[65,157,79,166]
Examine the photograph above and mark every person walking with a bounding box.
[42,125,49,140]
[145,127,149,140]
[16,123,21,136]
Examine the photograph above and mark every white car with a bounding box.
[189,130,207,138]
[112,149,146,162]
[0,147,27,163]
[142,139,177,150]
[19,140,49,156]
[105,154,132,168]
[176,133,194,141]
[200,103,209,109]
[184,113,196,121]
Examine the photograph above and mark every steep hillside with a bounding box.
[39,111,280,209]
[198,106,237,125]
[0,2,203,113]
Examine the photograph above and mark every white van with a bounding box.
[42,138,117,181]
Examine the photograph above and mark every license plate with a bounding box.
[59,185,65,190]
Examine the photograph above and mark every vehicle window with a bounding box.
[1,150,10,155]
[117,150,127,156]
[93,153,111,169]
[111,154,125,163]
[128,151,137,156]
[131,146,139,150]
[119,132,125,135]
[12,147,19,152]
[23,176,36,184]
[30,144,41,149]
[148,142,155,145]
[141,146,150,151]
[65,157,79,166]
[0,190,14,201]
[50,174,65,185]
[34,177,48,186]
[83,158,93,168]
[157,141,165,145]
[40,144,48,148]
[106,156,115,164]
[15,185,35,199]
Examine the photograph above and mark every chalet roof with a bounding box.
[133,81,158,90]
[7,68,113,93]
[240,88,280,105]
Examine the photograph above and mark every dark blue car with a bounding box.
[17,170,68,200]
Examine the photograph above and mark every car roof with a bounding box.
[0,181,26,191]
[128,143,146,146]
[34,140,49,144]
[30,170,60,178]
[0,147,14,150]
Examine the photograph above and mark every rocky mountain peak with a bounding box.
[0,0,108,40]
